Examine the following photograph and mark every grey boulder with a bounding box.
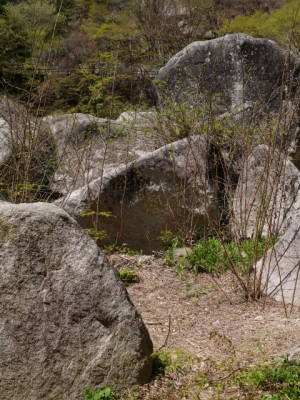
[0,117,11,164]
[231,145,300,239]
[256,218,300,306]
[0,202,152,400]
[156,33,300,116]
[56,135,220,253]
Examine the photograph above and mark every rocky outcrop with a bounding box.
[0,117,11,165]
[231,145,300,239]
[116,111,156,126]
[43,113,125,145]
[43,113,160,195]
[56,135,221,253]
[231,144,300,305]
[256,217,300,306]
[156,33,300,117]
[0,202,153,400]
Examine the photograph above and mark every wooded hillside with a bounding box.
[0,0,296,118]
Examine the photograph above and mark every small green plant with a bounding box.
[152,349,194,378]
[117,268,140,286]
[84,228,107,241]
[164,237,183,266]
[186,238,225,274]
[84,386,117,400]
[104,244,143,256]
[235,358,300,399]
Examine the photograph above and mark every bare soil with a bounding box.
[109,253,300,399]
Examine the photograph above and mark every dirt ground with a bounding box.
[109,253,300,399]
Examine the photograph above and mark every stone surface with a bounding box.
[231,145,300,239]
[56,135,221,253]
[286,346,300,361]
[156,33,300,116]
[0,202,152,400]
[256,216,300,305]
[43,113,157,195]
[116,111,156,126]
[43,113,125,145]
[0,117,11,164]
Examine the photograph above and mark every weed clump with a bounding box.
[117,268,140,286]
[166,236,273,275]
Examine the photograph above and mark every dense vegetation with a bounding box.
[0,0,297,118]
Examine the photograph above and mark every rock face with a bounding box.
[231,144,300,305]
[0,202,153,400]
[56,136,221,253]
[156,33,300,116]
[43,113,159,195]
[231,145,300,239]
[256,217,300,305]
[43,113,124,145]
[0,117,11,164]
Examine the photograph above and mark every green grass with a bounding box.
[117,268,140,286]
[235,358,300,399]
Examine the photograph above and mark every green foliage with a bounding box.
[84,386,117,400]
[0,0,66,102]
[219,0,300,49]
[84,228,107,241]
[152,349,194,378]
[164,237,183,267]
[104,244,143,256]
[80,209,115,218]
[187,237,273,275]
[165,236,274,276]
[117,268,140,286]
[235,358,300,399]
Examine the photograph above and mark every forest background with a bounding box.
[0,0,299,120]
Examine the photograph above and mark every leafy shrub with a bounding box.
[117,268,140,286]
[84,386,117,400]
[84,228,107,241]
[166,237,274,275]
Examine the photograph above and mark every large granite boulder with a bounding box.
[231,145,300,239]
[56,135,221,253]
[156,33,300,116]
[0,202,152,400]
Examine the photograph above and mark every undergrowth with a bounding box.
[235,358,300,400]
[165,237,274,276]
[117,268,141,286]
[84,355,300,399]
